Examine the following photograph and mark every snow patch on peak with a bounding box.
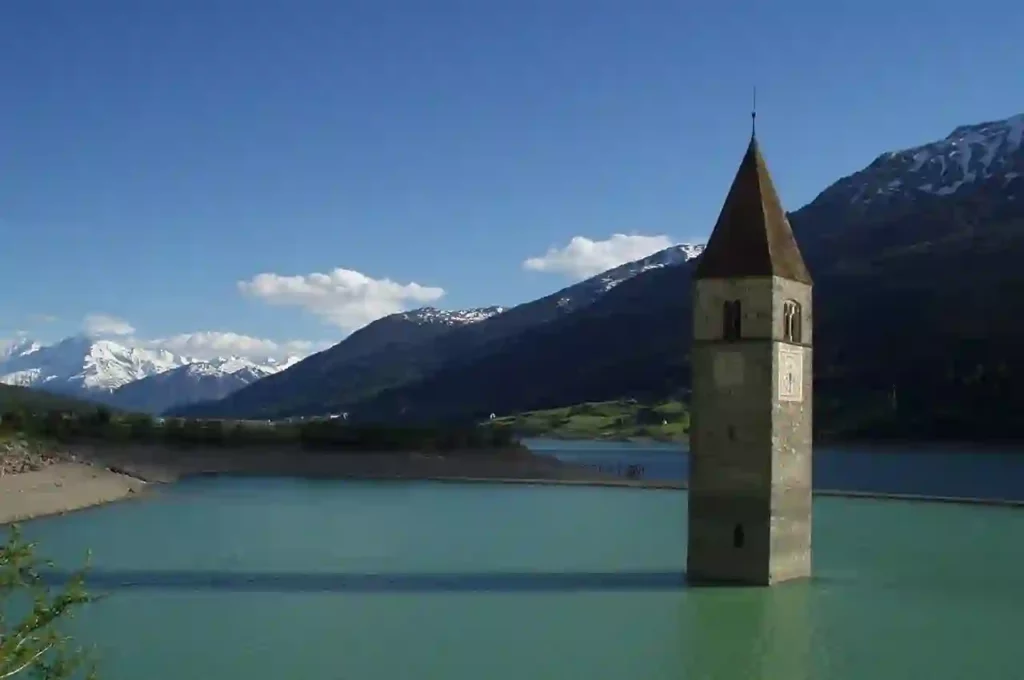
[0,338,42,361]
[272,356,303,369]
[554,243,705,309]
[806,110,1024,210]
[75,340,189,390]
[834,112,1024,208]
[399,306,507,326]
[183,358,252,377]
[600,243,704,284]
[179,355,299,379]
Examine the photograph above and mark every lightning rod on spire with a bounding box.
[751,86,757,138]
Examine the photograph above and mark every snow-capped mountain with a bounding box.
[107,355,303,414]
[0,335,302,412]
[810,112,1024,216]
[173,355,301,380]
[176,109,1024,422]
[254,111,1024,425]
[0,335,189,395]
[555,244,705,309]
[168,303,514,417]
[297,305,508,372]
[0,338,42,362]
[174,245,709,419]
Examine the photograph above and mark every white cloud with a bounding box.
[29,314,57,324]
[143,332,331,362]
[83,314,136,336]
[238,267,445,331]
[523,233,674,280]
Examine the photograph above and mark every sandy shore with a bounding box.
[0,463,147,525]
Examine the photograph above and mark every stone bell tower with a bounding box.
[686,130,813,586]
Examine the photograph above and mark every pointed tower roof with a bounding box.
[693,136,812,284]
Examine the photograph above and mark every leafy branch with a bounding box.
[0,526,97,679]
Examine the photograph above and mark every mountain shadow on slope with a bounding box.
[106,365,263,415]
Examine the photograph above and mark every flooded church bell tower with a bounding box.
[686,115,814,586]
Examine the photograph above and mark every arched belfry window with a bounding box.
[722,300,742,341]
[783,300,802,344]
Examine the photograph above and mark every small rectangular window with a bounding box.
[733,524,745,549]
[722,300,742,340]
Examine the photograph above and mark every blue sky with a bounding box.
[2,0,1022,359]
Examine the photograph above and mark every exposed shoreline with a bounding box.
[3,441,1024,527]
[0,463,148,526]
[1,442,625,525]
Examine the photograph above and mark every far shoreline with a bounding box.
[5,439,1024,527]
[526,435,1024,454]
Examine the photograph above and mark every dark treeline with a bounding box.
[0,406,521,453]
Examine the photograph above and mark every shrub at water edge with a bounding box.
[0,525,96,679]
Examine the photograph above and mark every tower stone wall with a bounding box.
[686,137,814,586]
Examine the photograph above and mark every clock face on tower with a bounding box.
[777,345,804,402]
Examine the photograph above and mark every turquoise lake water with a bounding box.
[16,441,1024,679]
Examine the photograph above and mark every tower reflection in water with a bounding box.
[682,581,815,679]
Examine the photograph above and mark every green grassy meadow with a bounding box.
[486,399,689,442]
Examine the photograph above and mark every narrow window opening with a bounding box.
[732,524,745,549]
[722,300,742,340]
[783,300,802,344]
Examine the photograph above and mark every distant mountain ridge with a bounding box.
[5,242,708,418]
[800,113,1023,231]
[26,109,1024,440]
[552,244,705,308]
[0,335,189,393]
[105,356,302,414]
[342,111,1024,439]
[173,244,705,419]
[181,109,1024,440]
[852,113,1023,203]
[0,335,301,414]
